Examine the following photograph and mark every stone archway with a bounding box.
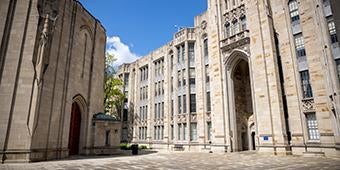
[68,95,87,156]
[224,50,255,152]
[232,60,253,151]
[69,102,81,155]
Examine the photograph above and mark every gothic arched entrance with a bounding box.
[224,50,256,152]
[232,60,253,151]
[68,102,82,155]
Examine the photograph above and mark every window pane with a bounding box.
[300,70,313,98]
[306,113,320,140]
[190,123,197,141]
[190,94,196,113]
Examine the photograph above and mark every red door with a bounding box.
[68,102,81,155]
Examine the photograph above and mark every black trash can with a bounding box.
[131,144,138,155]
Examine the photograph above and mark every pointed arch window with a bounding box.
[225,21,230,38]
[240,15,247,31]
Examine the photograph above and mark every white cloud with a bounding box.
[106,36,140,66]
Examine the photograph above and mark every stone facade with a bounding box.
[117,0,340,157]
[0,0,106,162]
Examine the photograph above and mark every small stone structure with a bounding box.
[90,113,121,155]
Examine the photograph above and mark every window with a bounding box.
[190,123,197,141]
[171,100,174,117]
[161,102,164,118]
[171,55,174,70]
[178,96,182,114]
[181,44,185,62]
[177,46,181,63]
[189,43,195,62]
[158,103,161,119]
[105,130,110,146]
[204,39,208,58]
[306,113,320,140]
[154,126,157,140]
[207,122,212,141]
[155,104,157,119]
[178,71,181,87]
[336,59,340,82]
[162,80,164,95]
[300,70,313,98]
[190,94,196,113]
[225,22,230,38]
[207,92,211,112]
[139,127,142,140]
[183,95,187,113]
[171,125,174,140]
[328,20,338,44]
[232,19,239,35]
[240,16,247,31]
[205,65,210,83]
[178,124,182,140]
[294,34,306,58]
[183,123,187,140]
[189,68,196,86]
[171,77,174,92]
[288,0,300,22]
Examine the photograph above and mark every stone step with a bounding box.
[303,151,325,157]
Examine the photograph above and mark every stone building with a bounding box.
[117,0,340,157]
[0,0,107,162]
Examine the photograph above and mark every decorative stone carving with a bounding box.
[302,98,315,112]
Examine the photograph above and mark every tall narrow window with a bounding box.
[171,125,174,140]
[336,59,340,82]
[225,22,230,38]
[189,68,196,86]
[190,94,196,113]
[207,92,211,112]
[171,55,174,70]
[300,70,313,98]
[178,124,182,140]
[189,43,195,62]
[105,130,110,146]
[205,65,210,83]
[81,34,88,78]
[155,104,157,119]
[183,123,187,140]
[178,96,182,114]
[182,44,185,62]
[232,19,239,35]
[183,95,187,113]
[240,16,247,31]
[207,122,212,141]
[288,0,300,22]
[171,100,174,117]
[294,34,306,58]
[204,39,209,58]
[177,46,181,63]
[190,123,197,141]
[306,113,320,140]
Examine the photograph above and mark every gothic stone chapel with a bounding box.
[0,0,115,163]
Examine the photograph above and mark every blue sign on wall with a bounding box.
[263,136,269,141]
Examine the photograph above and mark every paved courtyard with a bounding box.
[1,151,340,170]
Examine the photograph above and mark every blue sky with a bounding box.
[79,0,207,65]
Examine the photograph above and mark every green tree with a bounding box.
[104,53,125,119]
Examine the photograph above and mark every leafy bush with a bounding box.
[119,143,131,150]
[139,145,147,150]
